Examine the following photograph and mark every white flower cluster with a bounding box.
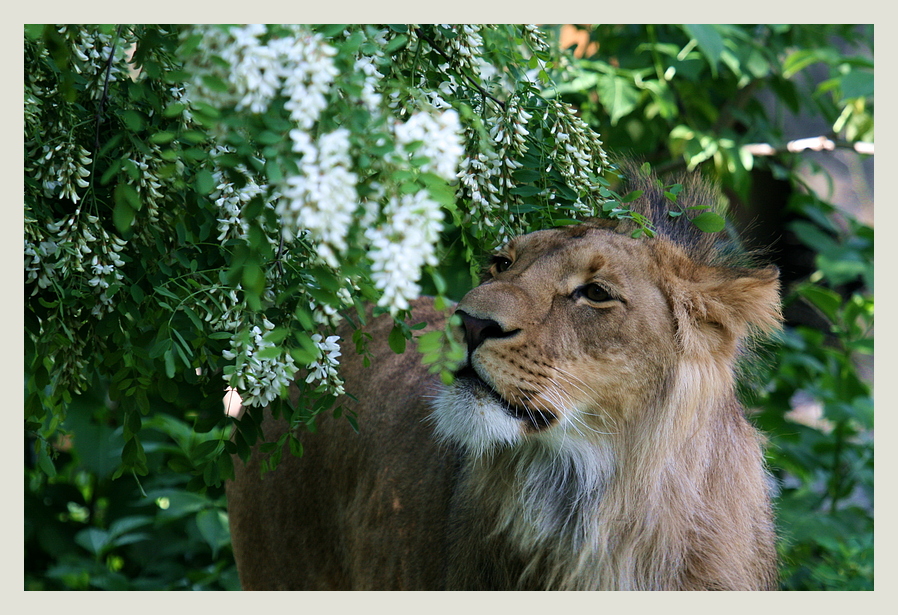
[545,100,610,212]
[168,85,194,124]
[394,109,465,181]
[86,246,126,317]
[456,95,531,238]
[457,141,501,217]
[350,27,389,111]
[436,25,483,77]
[213,165,270,244]
[31,142,92,204]
[24,86,42,131]
[278,128,358,267]
[304,334,345,396]
[223,319,299,407]
[68,26,129,99]
[126,148,165,226]
[24,237,58,292]
[26,211,128,317]
[366,191,444,315]
[205,285,243,332]
[311,286,354,327]
[492,96,532,156]
[187,24,338,127]
[522,24,551,55]
[355,54,385,111]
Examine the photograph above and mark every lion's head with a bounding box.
[432,169,780,459]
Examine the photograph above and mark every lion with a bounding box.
[226,169,782,590]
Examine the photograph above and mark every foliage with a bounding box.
[24,22,623,591]
[24,24,872,591]
[749,194,873,591]
[551,24,873,590]
[25,405,237,590]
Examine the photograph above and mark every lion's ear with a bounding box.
[667,264,782,354]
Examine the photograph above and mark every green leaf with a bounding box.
[318,24,349,37]
[113,200,136,234]
[265,159,283,184]
[120,110,145,132]
[509,185,543,197]
[416,330,443,352]
[196,509,230,558]
[36,442,57,478]
[24,24,45,39]
[783,48,836,79]
[163,348,176,379]
[163,103,186,118]
[153,490,210,520]
[193,439,223,462]
[122,437,147,468]
[384,34,408,53]
[255,345,282,360]
[690,212,726,233]
[388,324,407,354]
[115,182,142,210]
[195,169,215,195]
[683,24,725,76]
[289,435,304,457]
[75,528,111,556]
[838,70,874,102]
[595,73,640,125]
[149,131,176,145]
[124,411,142,439]
[797,284,842,324]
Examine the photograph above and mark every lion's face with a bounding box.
[432,224,681,455]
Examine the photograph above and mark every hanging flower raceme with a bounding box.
[277,128,359,267]
[186,24,338,126]
[223,319,299,408]
[394,109,465,181]
[366,190,444,316]
[305,334,345,396]
[30,141,92,205]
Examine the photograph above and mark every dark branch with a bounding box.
[413,27,506,112]
[95,25,123,152]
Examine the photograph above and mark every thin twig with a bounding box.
[413,27,506,111]
[276,236,285,278]
[95,25,123,152]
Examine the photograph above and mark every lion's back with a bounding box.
[227,297,458,590]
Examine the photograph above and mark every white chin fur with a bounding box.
[430,384,522,456]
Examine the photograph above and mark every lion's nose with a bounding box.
[456,310,516,356]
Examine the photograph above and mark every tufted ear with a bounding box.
[666,262,782,355]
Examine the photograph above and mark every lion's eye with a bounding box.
[493,256,513,273]
[582,283,613,303]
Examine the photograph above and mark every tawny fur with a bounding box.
[227,169,781,590]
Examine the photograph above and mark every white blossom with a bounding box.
[186,25,338,127]
[366,191,443,315]
[523,24,551,55]
[304,334,345,396]
[276,33,339,128]
[30,142,92,204]
[394,109,465,181]
[68,27,130,99]
[355,54,384,111]
[277,129,358,267]
[224,320,299,407]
